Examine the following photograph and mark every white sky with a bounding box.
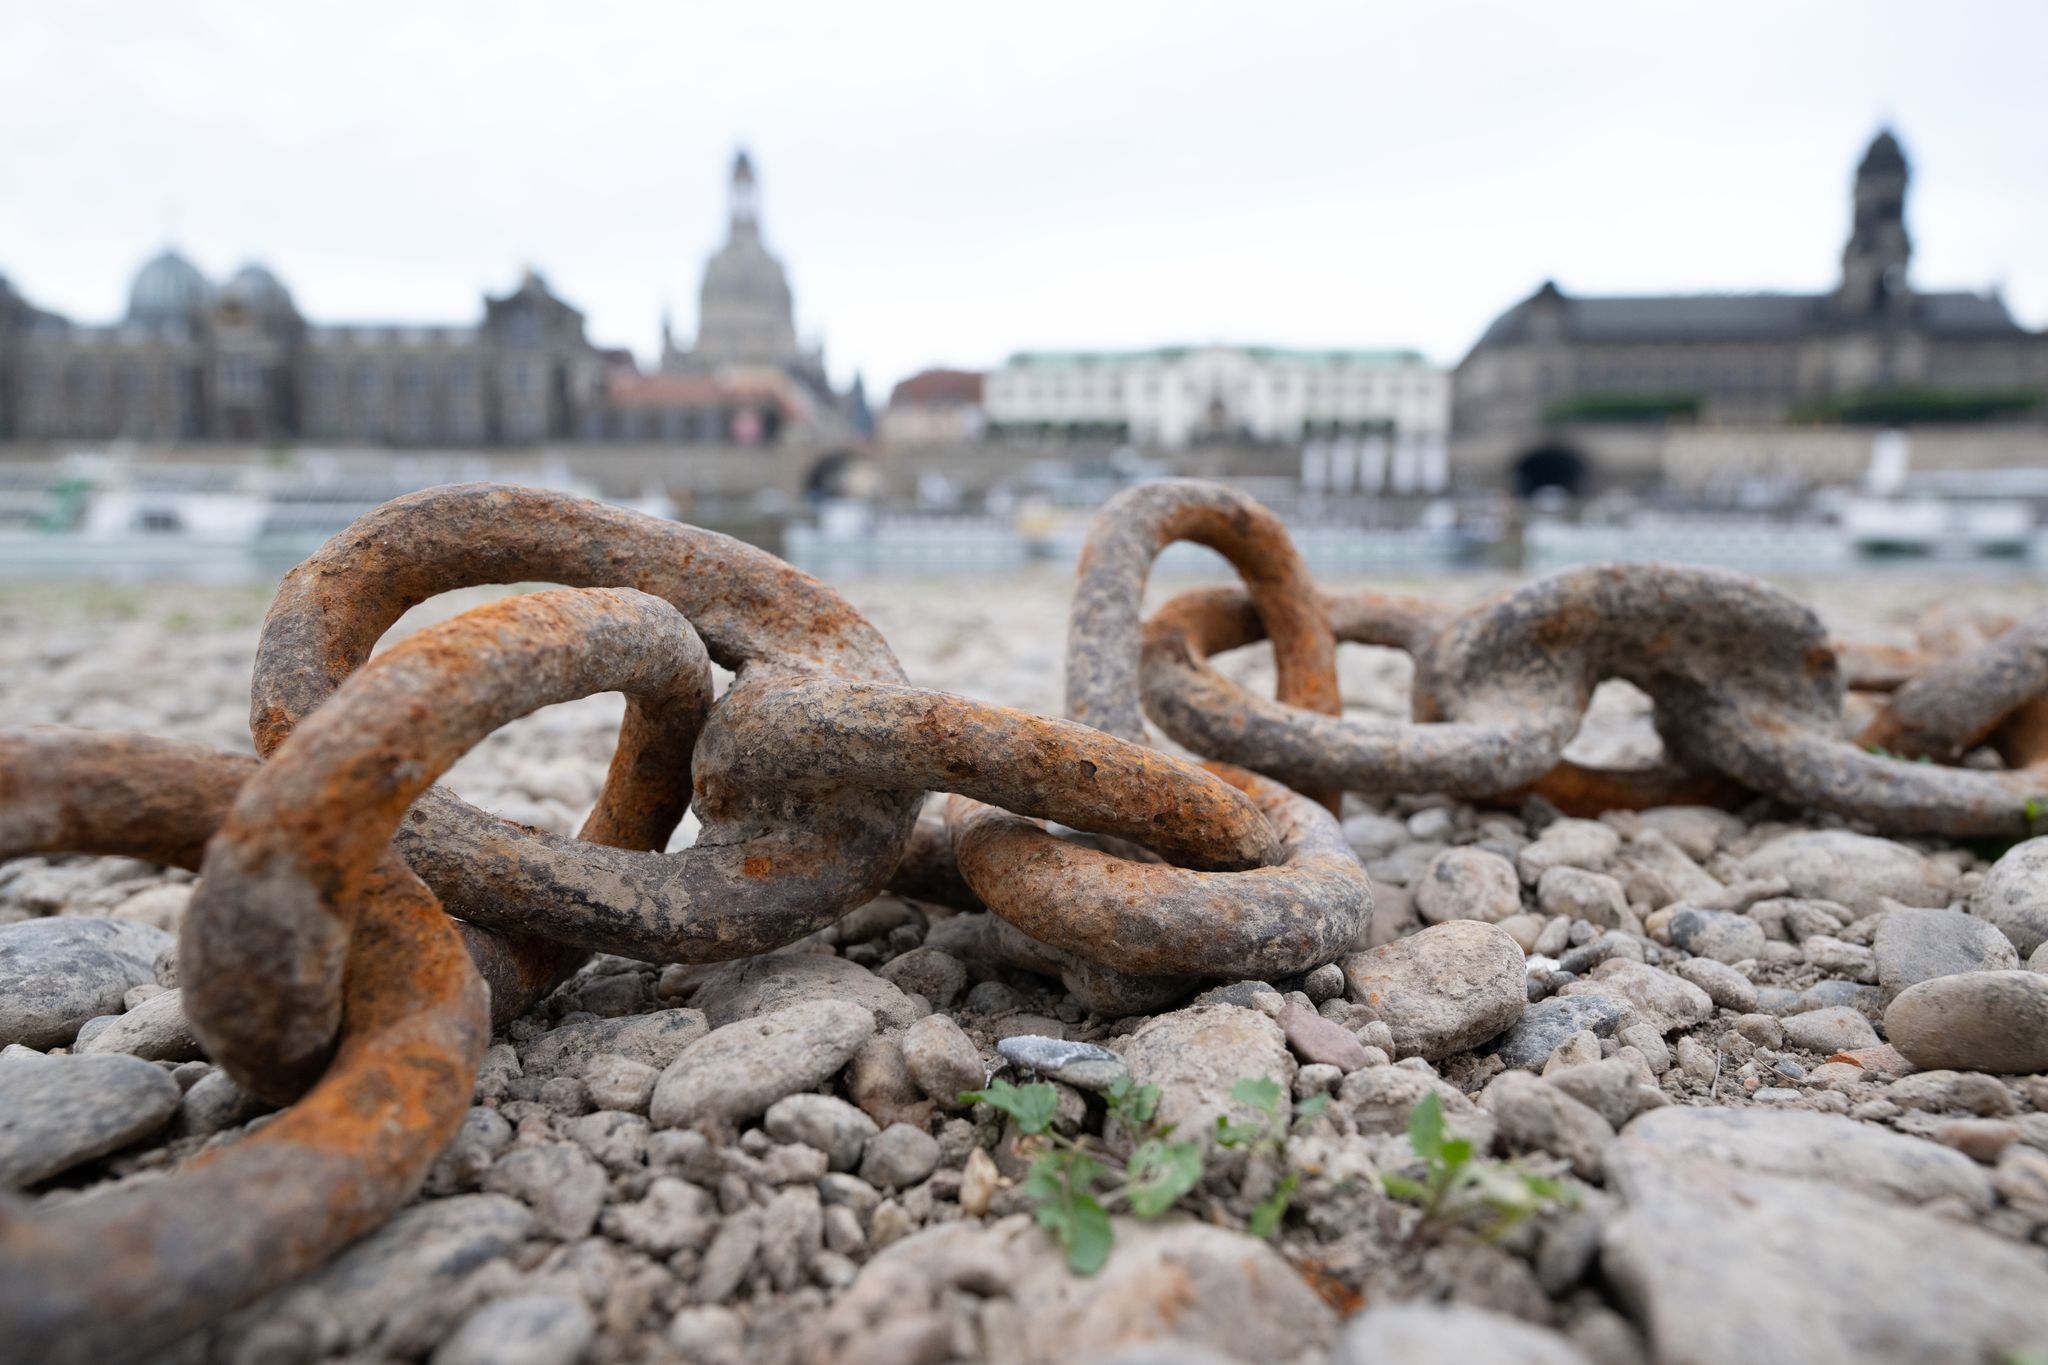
[3,1,2043,396]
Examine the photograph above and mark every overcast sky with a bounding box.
[3,1,2043,395]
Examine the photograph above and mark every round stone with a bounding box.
[1886,971,2048,1074]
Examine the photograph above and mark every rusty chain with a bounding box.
[3,475,2043,1358]
[1107,482,2048,835]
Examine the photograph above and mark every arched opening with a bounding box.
[1512,444,1589,499]
[803,450,855,502]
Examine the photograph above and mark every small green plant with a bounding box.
[1378,1092,1571,1240]
[963,1073,1321,1274]
[2025,797,2046,838]
[1212,1076,1329,1237]
[963,1076,1202,1274]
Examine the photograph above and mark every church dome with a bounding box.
[222,261,295,317]
[127,248,213,327]
[702,234,793,314]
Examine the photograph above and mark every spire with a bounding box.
[729,148,759,237]
[1839,127,1911,317]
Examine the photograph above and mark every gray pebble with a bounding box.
[431,1293,594,1365]
[649,1000,876,1127]
[1886,971,2048,1074]
[0,1049,180,1187]
[858,1123,941,1190]
[765,1093,879,1172]
[995,1035,1128,1092]
[0,918,173,1048]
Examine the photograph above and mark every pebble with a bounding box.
[1793,979,1887,1018]
[1603,1143,2048,1362]
[1800,935,1878,983]
[480,1141,609,1240]
[1543,1056,1668,1128]
[1301,961,1346,1004]
[0,1049,181,1187]
[1121,1004,1293,1149]
[431,1293,594,1365]
[74,986,204,1062]
[1781,1006,1881,1053]
[1414,847,1523,924]
[1670,957,1757,1012]
[1536,866,1629,928]
[847,1032,933,1129]
[1488,994,1631,1071]
[1973,837,2048,956]
[1560,959,1713,1034]
[994,1035,1127,1092]
[859,1123,941,1190]
[1480,1070,1613,1177]
[1937,1118,2021,1164]
[580,1053,657,1113]
[764,1093,879,1172]
[1516,819,1621,885]
[876,946,968,1009]
[899,1014,986,1106]
[1873,906,2019,995]
[689,952,922,1029]
[519,1009,708,1078]
[648,1000,877,1126]
[1341,920,1526,1060]
[0,917,174,1048]
[1666,906,1766,964]
[1276,1000,1369,1071]
[1886,1069,2018,1116]
[1885,970,2048,1074]
[173,1067,270,1138]
[1617,1105,1992,1208]
[1333,1302,1593,1365]
[1736,830,1953,915]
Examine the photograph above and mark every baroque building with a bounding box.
[0,151,854,450]
[1453,130,2048,494]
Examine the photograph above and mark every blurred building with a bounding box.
[880,368,985,446]
[981,346,1449,462]
[0,151,856,451]
[1454,130,2048,495]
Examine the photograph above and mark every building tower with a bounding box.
[691,148,799,367]
[1838,128,1912,317]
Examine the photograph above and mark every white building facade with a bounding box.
[982,345,1451,491]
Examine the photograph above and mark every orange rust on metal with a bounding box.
[1065,480,1341,810]
[248,482,923,963]
[946,764,1368,979]
[0,732,486,1365]
[186,587,711,1103]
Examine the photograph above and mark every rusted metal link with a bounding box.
[1135,515,2048,833]
[188,587,712,1103]
[1143,564,1833,799]
[406,669,1291,961]
[0,731,487,1365]
[250,482,925,963]
[949,478,1376,981]
[1860,609,2048,761]
[948,763,1369,979]
[1066,479,1341,774]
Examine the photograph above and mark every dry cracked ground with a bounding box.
[5,570,2048,1365]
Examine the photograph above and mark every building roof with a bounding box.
[127,248,213,328]
[1003,345,1427,369]
[889,368,983,407]
[1474,282,2025,349]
